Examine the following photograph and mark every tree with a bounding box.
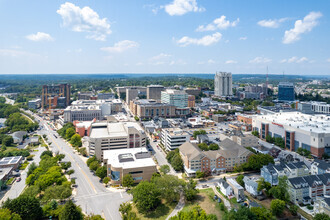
[289,204,298,216]
[0,208,22,220]
[27,162,37,176]
[170,206,216,220]
[2,136,13,147]
[236,175,245,187]
[223,206,256,220]
[84,215,104,220]
[65,128,76,140]
[59,200,83,220]
[314,213,330,220]
[67,169,75,178]
[171,154,183,171]
[270,199,285,216]
[195,170,205,179]
[193,130,206,139]
[134,116,139,121]
[89,161,100,172]
[86,156,97,167]
[61,162,72,171]
[257,178,271,195]
[252,130,259,137]
[21,185,41,198]
[132,181,161,213]
[40,150,53,159]
[209,143,219,150]
[250,207,273,220]
[103,177,110,185]
[3,195,43,220]
[183,179,198,201]
[160,165,170,174]
[70,134,82,147]
[122,174,134,187]
[269,176,289,202]
[198,143,209,151]
[152,175,184,203]
[95,166,107,180]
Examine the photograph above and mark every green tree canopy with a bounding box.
[59,200,83,220]
[0,208,22,220]
[270,199,285,217]
[132,181,161,213]
[3,195,43,220]
[65,128,76,140]
[122,174,134,187]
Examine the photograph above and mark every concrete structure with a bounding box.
[161,128,190,151]
[227,178,245,202]
[187,95,195,108]
[130,99,176,119]
[261,161,309,185]
[278,82,295,102]
[0,156,23,170]
[314,197,330,216]
[88,122,146,160]
[74,120,94,137]
[161,89,188,109]
[30,136,39,145]
[243,176,262,197]
[212,114,226,123]
[252,112,330,157]
[298,101,330,115]
[126,88,139,103]
[187,117,214,128]
[97,93,115,100]
[28,98,41,109]
[0,167,13,190]
[0,118,6,128]
[237,114,253,125]
[103,148,157,185]
[184,88,201,96]
[115,86,147,99]
[217,178,233,197]
[311,159,330,175]
[214,72,233,97]
[179,139,253,176]
[78,92,94,100]
[288,173,330,204]
[41,83,71,109]
[64,99,122,123]
[220,130,258,147]
[147,85,165,100]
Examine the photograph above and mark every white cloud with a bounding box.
[150,53,172,61]
[101,40,139,53]
[257,18,288,28]
[177,32,222,47]
[169,59,187,65]
[164,0,205,16]
[0,49,40,58]
[281,56,309,63]
[283,11,322,44]
[239,36,247,40]
[249,56,272,64]
[57,2,111,41]
[26,32,54,42]
[327,58,330,63]
[196,15,239,32]
[225,60,238,64]
[207,59,216,64]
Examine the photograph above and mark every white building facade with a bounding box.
[214,72,233,97]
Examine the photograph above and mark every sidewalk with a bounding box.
[166,195,185,220]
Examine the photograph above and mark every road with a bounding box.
[0,146,46,202]
[34,115,131,220]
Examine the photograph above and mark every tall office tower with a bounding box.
[147,85,165,100]
[278,82,295,101]
[161,89,188,108]
[214,72,233,97]
[126,87,139,103]
[42,83,71,109]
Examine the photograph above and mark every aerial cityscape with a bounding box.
[0,0,330,220]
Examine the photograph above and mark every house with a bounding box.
[314,197,330,216]
[30,136,39,145]
[10,131,27,144]
[243,176,262,197]
[196,134,209,144]
[261,161,309,185]
[277,151,294,163]
[217,178,233,197]
[227,178,245,202]
[269,147,281,158]
[0,167,13,190]
[287,173,330,205]
[311,159,330,175]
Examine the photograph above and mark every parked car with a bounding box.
[16,177,21,182]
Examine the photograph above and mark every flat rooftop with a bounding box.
[0,156,22,166]
[0,167,13,180]
[103,148,156,169]
[90,122,144,138]
[163,128,190,136]
[255,112,330,133]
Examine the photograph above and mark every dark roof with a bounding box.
[313,159,330,171]
[218,178,230,189]
[289,173,330,189]
[324,198,330,206]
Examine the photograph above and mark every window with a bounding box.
[111,170,120,181]
[129,171,143,174]
[133,177,143,180]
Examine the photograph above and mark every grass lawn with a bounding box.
[19,161,29,170]
[182,188,225,220]
[132,201,176,220]
[6,177,15,185]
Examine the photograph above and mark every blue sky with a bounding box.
[0,0,329,75]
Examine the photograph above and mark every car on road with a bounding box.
[16,177,21,182]
[153,140,157,142]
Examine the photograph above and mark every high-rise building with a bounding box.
[278,82,295,101]
[147,85,165,100]
[161,89,188,108]
[188,95,195,108]
[126,88,139,103]
[214,72,233,97]
[41,83,71,109]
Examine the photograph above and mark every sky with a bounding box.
[0,0,329,75]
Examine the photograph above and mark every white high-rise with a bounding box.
[214,72,233,97]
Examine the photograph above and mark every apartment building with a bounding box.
[288,173,330,204]
[179,139,253,177]
[261,161,309,185]
[253,112,330,158]
[28,98,41,109]
[161,89,188,109]
[161,128,190,151]
[88,122,146,160]
[298,101,330,115]
[214,72,233,97]
[311,159,330,175]
[130,99,176,119]
[103,148,157,185]
[147,85,165,100]
[188,95,195,108]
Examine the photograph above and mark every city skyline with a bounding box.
[0,0,329,75]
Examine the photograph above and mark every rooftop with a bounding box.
[103,148,156,169]
[0,167,13,180]
[89,122,144,138]
[254,111,330,133]
[0,156,22,166]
